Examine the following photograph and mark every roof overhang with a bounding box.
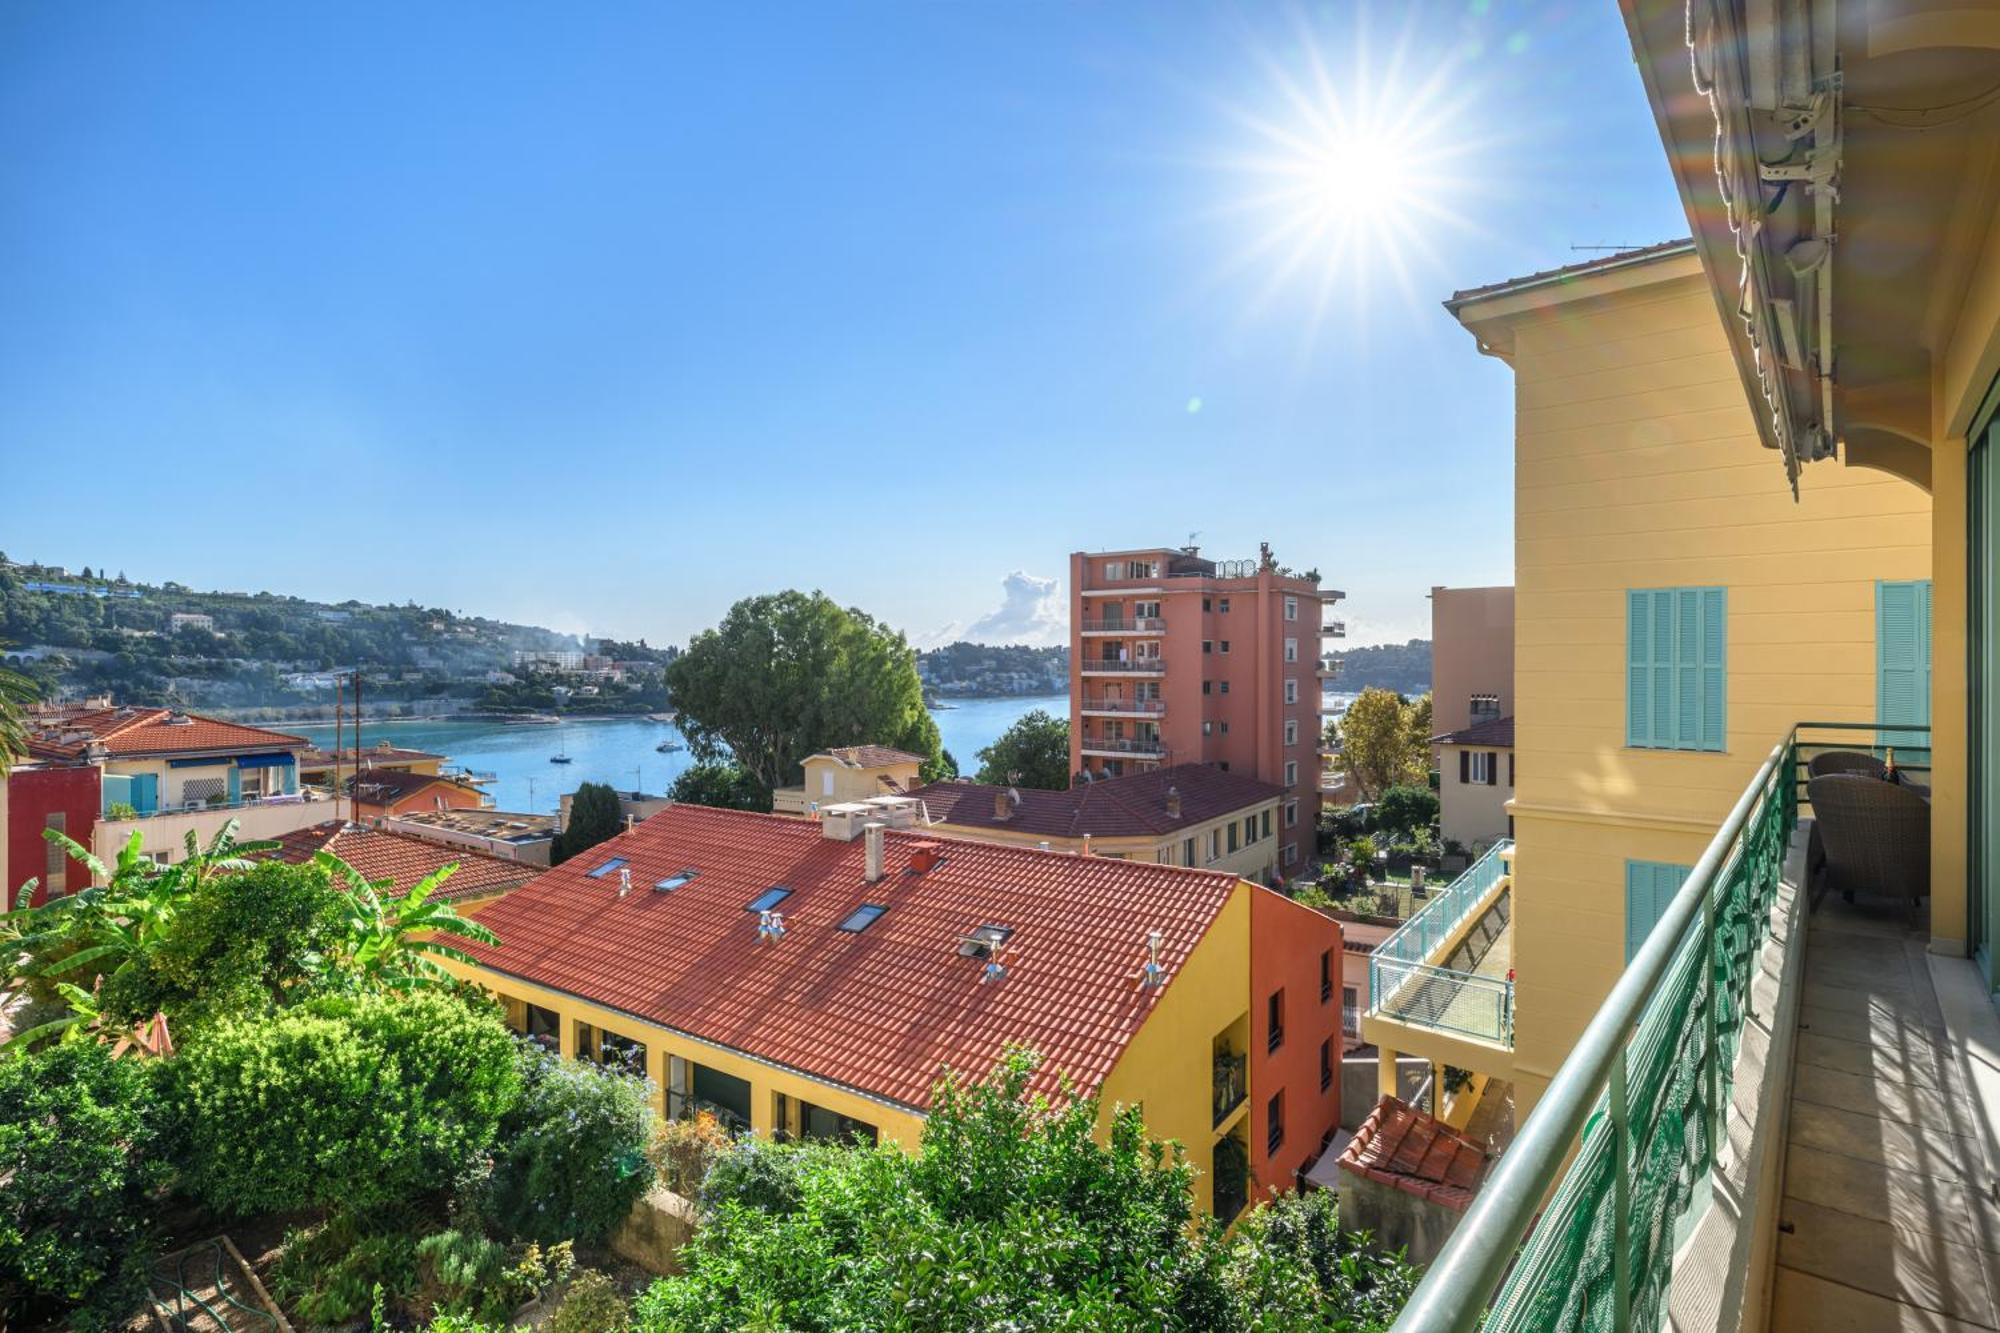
[1621,0,2000,493]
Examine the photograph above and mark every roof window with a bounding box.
[958,925,1013,958]
[654,869,698,892]
[838,904,888,933]
[586,857,628,879]
[746,886,792,913]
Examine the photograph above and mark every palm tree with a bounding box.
[316,852,500,991]
[0,657,37,775]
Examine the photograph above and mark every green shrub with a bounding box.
[414,1229,575,1325]
[1375,785,1439,839]
[483,1045,655,1245]
[548,1269,629,1333]
[0,1043,167,1325]
[269,1211,423,1327]
[171,991,521,1216]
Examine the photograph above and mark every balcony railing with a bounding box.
[1079,735,1168,757]
[1080,658,1167,674]
[1212,1050,1247,1127]
[1316,656,1342,675]
[1078,696,1166,715]
[100,790,328,822]
[1392,730,1802,1332]
[1079,616,1166,634]
[1371,839,1511,979]
[1370,958,1513,1044]
[1321,620,1347,638]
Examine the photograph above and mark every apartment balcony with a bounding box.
[1320,619,1347,638]
[1315,655,1343,677]
[1212,1048,1247,1129]
[1391,722,1994,1333]
[1078,696,1166,718]
[1079,616,1166,635]
[1078,734,1168,759]
[1079,658,1167,676]
[1364,839,1515,1053]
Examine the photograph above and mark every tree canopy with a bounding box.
[973,708,1072,790]
[554,782,625,864]
[664,591,947,794]
[1334,689,1434,801]
[667,762,769,812]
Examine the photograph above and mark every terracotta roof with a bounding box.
[906,764,1285,842]
[26,706,307,761]
[1443,239,1696,310]
[452,803,1246,1111]
[1339,1096,1491,1212]
[260,822,537,902]
[390,809,556,842]
[818,745,925,769]
[1432,716,1515,749]
[347,769,484,807]
[297,745,445,768]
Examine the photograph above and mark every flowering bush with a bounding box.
[647,1110,732,1197]
[480,1044,655,1245]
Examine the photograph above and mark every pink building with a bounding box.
[1068,544,1342,877]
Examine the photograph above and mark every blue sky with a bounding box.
[0,2,1685,649]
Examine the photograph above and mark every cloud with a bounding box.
[939,571,1066,647]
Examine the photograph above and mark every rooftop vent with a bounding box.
[1136,929,1167,989]
[617,868,631,898]
[164,711,193,726]
[757,909,787,942]
[820,802,875,842]
[1165,786,1181,820]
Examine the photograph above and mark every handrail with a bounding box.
[1372,958,1514,1045]
[1078,735,1169,756]
[1079,659,1167,673]
[1393,734,1796,1332]
[1372,839,1512,977]
[1078,697,1167,715]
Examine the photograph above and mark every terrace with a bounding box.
[1391,724,1999,1333]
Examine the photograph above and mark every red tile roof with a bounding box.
[1443,239,1696,309]
[906,764,1285,841]
[27,706,308,760]
[261,822,537,902]
[819,745,925,769]
[453,803,1247,1111]
[347,769,485,808]
[1339,1096,1490,1212]
[297,745,446,768]
[1432,716,1515,749]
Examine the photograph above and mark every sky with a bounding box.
[0,2,1687,650]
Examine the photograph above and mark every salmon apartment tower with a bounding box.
[1067,544,1342,876]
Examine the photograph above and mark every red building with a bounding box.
[1249,883,1345,1194]
[7,761,101,907]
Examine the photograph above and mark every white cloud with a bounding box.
[936,570,1067,647]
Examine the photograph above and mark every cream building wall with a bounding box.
[1452,251,1933,1111]
[1436,742,1513,853]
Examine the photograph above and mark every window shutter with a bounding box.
[1625,861,1692,962]
[1459,750,1470,784]
[1699,587,1727,751]
[1485,752,1497,786]
[1627,591,1651,746]
[1877,580,1933,751]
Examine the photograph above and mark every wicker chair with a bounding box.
[1808,750,1887,780]
[1807,773,1931,922]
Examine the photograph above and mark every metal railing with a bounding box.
[1371,839,1512,980]
[1392,732,1799,1332]
[1079,616,1167,633]
[100,789,327,822]
[1321,620,1348,637]
[1080,658,1167,674]
[1317,656,1343,674]
[1078,696,1167,715]
[1371,957,1514,1044]
[1213,1050,1247,1127]
[1079,735,1168,756]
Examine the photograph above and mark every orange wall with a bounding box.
[373,783,485,818]
[1248,887,1344,1196]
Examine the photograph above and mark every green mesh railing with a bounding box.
[1391,732,1799,1333]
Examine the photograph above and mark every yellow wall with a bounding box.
[445,878,1262,1215]
[1437,743,1513,852]
[802,754,923,804]
[927,798,1282,880]
[1457,254,1933,1109]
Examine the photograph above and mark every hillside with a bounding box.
[1336,639,1432,696]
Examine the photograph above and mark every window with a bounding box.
[1464,751,1495,785]
[1267,989,1285,1052]
[586,857,628,879]
[1261,809,1272,839]
[1203,640,1213,654]
[1284,679,1298,705]
[838,904,888,932]
[1877,579,1933,748]
[1509,752,1516,787]
[1282,842,1298,866]
[1319,1040,1333,1092]
[746,886,793,912]
[1219,640,1231,654]
[1207,829,1221,862]
[1285,595,1299,621]
[1267,1092,1285,1153]
[1470,693,1502,723]
[1202,680,1212,695]
[1219,680,1230,695]
[1284,719,1299,746]
[1183,837,1196,865]
[1219,598,1231,613]
[1285,799,1298,828]
[1342,986,1360,1036]
[1227,823,1239,853]
[1136,600,1161,619]
[1284,760,1298,787]
[959,924,1013,956]
[654,869,698,892]
[1203,721,1214,736]
[1219,721,1230,735]
[1626,860,1692,962]
[1243,815,1256,844]
[1284,637,1299,663]
[1627,587,1727,751]
[43,813,67,897]
[1203,596,1212,612]
[1319,950,1332,1001]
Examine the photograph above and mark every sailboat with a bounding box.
[549,729,573,764]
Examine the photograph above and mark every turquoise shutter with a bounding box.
[1629,588,1725,750]
[131,773,159,815]
[1877,580,1933,753]
[1699,587,1727,751]
[1625,861,1692,961]
[1627,591,1655,746]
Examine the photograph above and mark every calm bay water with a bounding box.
[298,694,1069,816]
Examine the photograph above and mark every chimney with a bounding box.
[863,821,886,883]
[1082,832,1093,857]
[993,789,1012,821]
[617,868,631,899]
[1165,786,1181,820]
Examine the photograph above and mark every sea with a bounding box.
[298,688,1359,816]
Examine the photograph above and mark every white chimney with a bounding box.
[863,821,887,883]
[1082,832,1093,856]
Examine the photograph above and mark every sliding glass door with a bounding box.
[1974,411,2000,987]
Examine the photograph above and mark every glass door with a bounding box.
[1974,411,2000,986]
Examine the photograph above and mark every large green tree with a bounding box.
[973,708,1072,790]
[1334,688,1434,801]
[665,591,946,793]
[667,762,768,812]
[553,781,625,864]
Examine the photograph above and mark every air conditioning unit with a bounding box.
[820,802,876,842]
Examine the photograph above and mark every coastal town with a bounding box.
[3,2,1996,1331]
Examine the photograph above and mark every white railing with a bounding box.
[1080,659,1167,674]
[1079,735,1169,756]
[1078,697,1167,715]
[1079,616,1167,633]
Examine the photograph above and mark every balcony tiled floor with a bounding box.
[1771,889,2000,1331]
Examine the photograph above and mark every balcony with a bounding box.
[1366,839,1515,1048]
[1079,616,1166,635]
[1212,1048,1247,1128]
[1321,619,1347,638]
[1315,655,1342,677]
[1391,722,1976,1333]
[1078,734,1168,759]
[1080,658,1167,676]
[1078,696,1166,717]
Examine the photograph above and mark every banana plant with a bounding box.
[315,851,500,991]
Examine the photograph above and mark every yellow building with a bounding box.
[903,763,1287,880]
[445,801,1346,1218]
[296,741,447,792]
[770,744,925,815]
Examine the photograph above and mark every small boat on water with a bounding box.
[550,729,574,763]
[549,753,573,764]
[655,739,685,753]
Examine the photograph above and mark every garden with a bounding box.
[2,824,1417,1331]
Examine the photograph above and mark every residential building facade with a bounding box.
[771,745,925,816]
[1431,716,1513,855]
[6,760,101,907]
[442,803,1344,1218]
[1068,544,1341,876]
[1428,586,1513,739]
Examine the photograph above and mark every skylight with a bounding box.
[654,869,698,892]
[746,886,792,913]
[839,904,888,933]
[959,924,1013,958]
[586,857,628,879]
